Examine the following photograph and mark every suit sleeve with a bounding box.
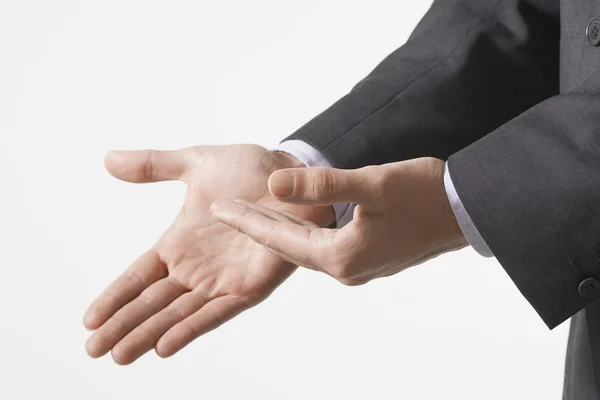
[448,68,600,329]
[284,0,560,168]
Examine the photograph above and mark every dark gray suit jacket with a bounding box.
[283,1,600,398]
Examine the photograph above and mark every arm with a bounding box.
[214,69,600,329]
[278,0,559,256]
[284,0,560,169]
[447,69,600,329]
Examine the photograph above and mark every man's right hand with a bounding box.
[83,144,334,365]
[212,157,467,285]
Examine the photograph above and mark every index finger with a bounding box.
[210,199,335,270]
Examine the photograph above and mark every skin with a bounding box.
[211,157,469,285]
[83,144,334,365]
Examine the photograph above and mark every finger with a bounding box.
[275,208,320,228]
[212,199,305,265]
[156,295,246,358]
[83,251,167,330]
[111,289,209,365]
[211,199,333,268]
[85,277,186,359]
[228,200,324,268]
[234,199,320,229]
[268,166,378,207]
[104,149,191,183]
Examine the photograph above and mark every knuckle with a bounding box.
[125,269,142,285]
[237,208,265,239]
[373,168,393,193]
[325,239,369,283]
[144,150,156,181]
[111,315,131,334]
[235,293,259,309]
[263,222,280,249]
[366,167,394,205]
[138,294,159,312]
[308,169,335,201]
[338,277,367,287]
[178,148,196,169]
[204,305,224,327]
[182,146,200,159]
[237,208,254,231]
[135,322,157,344]
[328,259,352,280]
[102,291,123,312]
[180,318,199,338]
[168,303,187,322]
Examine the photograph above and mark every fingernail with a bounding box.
[269,171,295,197]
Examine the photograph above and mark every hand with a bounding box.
[211,157,468,286]
[83,145,334,364]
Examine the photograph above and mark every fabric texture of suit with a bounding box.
[283,0,600,398]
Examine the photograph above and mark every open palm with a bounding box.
[83,144,332,365]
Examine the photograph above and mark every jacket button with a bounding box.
[578,277,600,299]
[587,19,600,46]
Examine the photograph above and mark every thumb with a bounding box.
[268,166,375,206]
[104,149,190,183]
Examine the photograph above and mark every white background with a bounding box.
[0,1,569,399]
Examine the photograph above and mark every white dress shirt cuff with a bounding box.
[443,161,494,258]
[272,140,355,228]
